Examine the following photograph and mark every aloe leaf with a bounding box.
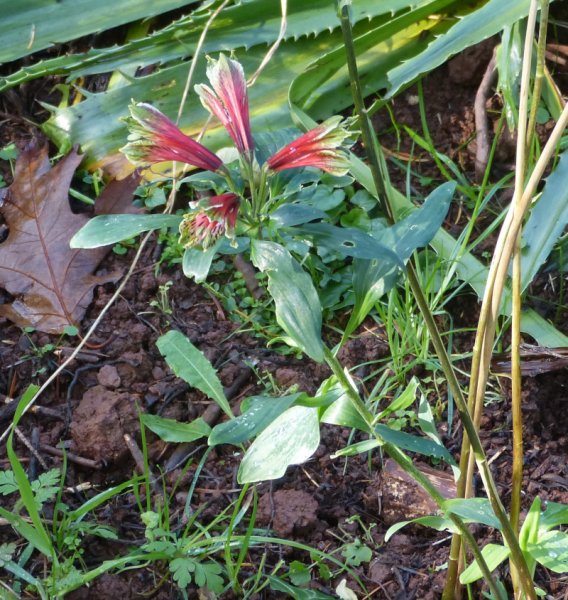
[251,240,324,362]
[387,0,532,96]
[156,330,232,418]
[0,0,190,64]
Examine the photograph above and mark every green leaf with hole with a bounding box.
[251,240,324,362]
[238,406,320,483]
[299,223,403,263]
[209,394,301,446]
[459,544,510,584]
[156,330,232,418]
[142,414,210,443]
[70,214,182,248]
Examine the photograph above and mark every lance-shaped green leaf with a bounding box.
[375,424,456,465]
[443,498,501,530]
[238,405,320,483]
[518,150,568,292]
[156,330,233,418]
[251,240,324,362]
[459,544,510,584]
[299,223,404,262]
[70,214,182,248]
[141,414,211,443]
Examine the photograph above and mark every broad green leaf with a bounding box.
[156,330,232,418]
[238,405,320,483]
[209,394,301,446]
[459,544,510,585]
[519,150,568,291]
[142,414,210,443]
[375,424,455,465]
[443,498,500,530]
[270,204,327,227]
[251,240,324,362]
[385,515,455,542]
[70,214,182,248]
[387,0,532,96]
[527,531,568,573]
[182,244,219,283]
[0,0,190,64]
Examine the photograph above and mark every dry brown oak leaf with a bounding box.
[0,143,139,333]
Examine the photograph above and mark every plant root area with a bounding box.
[2,42,568,599]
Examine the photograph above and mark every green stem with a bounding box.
[323,346,505,600]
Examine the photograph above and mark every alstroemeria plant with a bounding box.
[120,53,353,252]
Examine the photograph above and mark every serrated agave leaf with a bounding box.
[0,0,428,91]
[0,0,190,64]
[387,0,532,97]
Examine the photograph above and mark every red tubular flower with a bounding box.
[266,116,352,176]
[195,54,253,155]
[121,103,223,172]
[179,193,240,250]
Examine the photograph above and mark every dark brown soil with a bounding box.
[2,38,568,600]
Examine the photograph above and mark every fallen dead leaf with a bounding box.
[0,142,140,333]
